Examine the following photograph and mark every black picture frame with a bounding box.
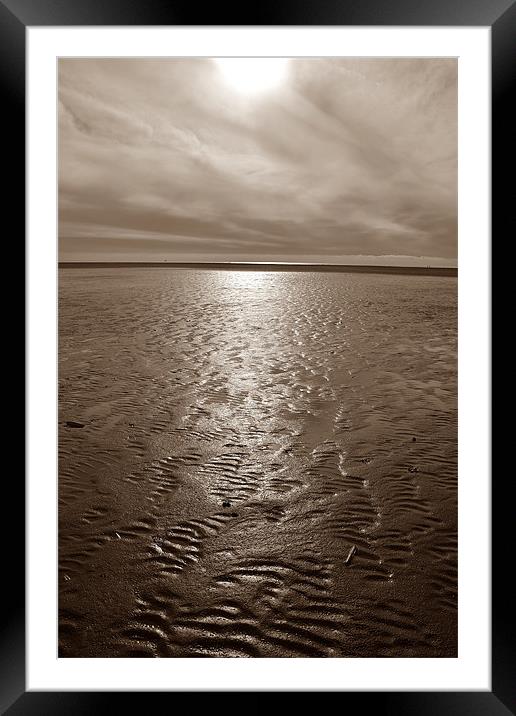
[6,0,507,711]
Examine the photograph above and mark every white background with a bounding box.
[27,26,490,691]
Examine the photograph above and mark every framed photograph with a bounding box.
[6,0,506,710]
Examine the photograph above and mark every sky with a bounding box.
[58,58,457,266]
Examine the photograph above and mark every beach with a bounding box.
[59,267,457,658]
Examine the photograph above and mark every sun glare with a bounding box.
[214,58,290,95]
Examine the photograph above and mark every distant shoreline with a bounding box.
[59,262,457,277]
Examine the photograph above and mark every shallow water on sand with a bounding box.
[59,268,457,657]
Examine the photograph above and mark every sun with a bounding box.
[214,58,290,95]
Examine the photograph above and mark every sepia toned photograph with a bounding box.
[58,57,457,659]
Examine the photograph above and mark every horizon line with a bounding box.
[58,261,457,276]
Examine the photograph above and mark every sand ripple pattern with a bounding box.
[59,269,457,657]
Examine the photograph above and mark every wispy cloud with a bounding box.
[59,58,457,263]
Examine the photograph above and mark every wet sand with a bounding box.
[59,268,457,658]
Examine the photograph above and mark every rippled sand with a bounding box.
[59,268,457,658]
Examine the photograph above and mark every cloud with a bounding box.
[59,58,457,263]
